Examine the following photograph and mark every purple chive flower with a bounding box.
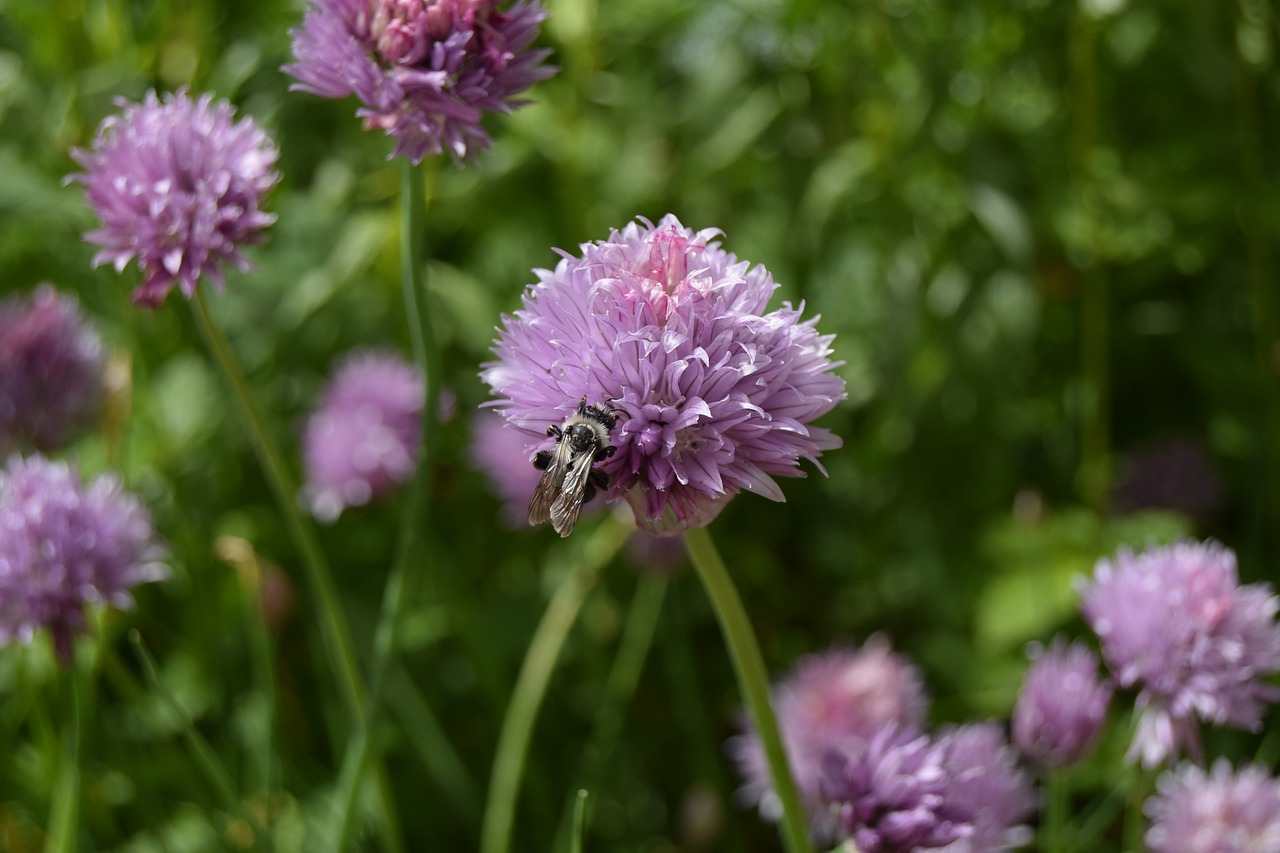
[1145,760,1280,853]
[1078,540,1280,768]
[0,285,106,455]
[731,638,928,836]
[284,0,555,163]
[0,454,168,659]
[821,725,972,853]
[469,409,543,527]
[821,722,1035,853]
[482,215,846,536]
[67,89,280,308]
[1012,637,1112,768]
[302,350,424,522]
[937,722,1037,853]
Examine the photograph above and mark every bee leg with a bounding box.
[594,445,617,462]
[533,450,553,471]
[588,468,609,490]
[546,424,563,440]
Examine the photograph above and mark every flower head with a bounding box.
[302,350,424,521]
[0,454,168,658]
[731,638,928,835]
[68,89,280,308]
[1145,760,1280,853]
[284,0,555,163]
[1012,637,1112,768]
[822,725,971,853]
[0,285,105,454]
[821,722,1035,853]
[1078,540,1280,768]
[482,215,845,536]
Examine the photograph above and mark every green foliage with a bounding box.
[1,0,1278,850]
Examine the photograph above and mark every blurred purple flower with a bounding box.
[68,90,280,308]
[1145,760,1280,853]
[469,408,542,527]
[482,215,845,536]
[731,638,928,837]
[0,285,105,455]
[936,722,1037,853]
[1078,540,1280,768]
[284,0,555,163]
[302,350,424,521]
[1012,637,1112,768]
[0,454,168,659]
[821,722,1035,853]
[821,725,971,853]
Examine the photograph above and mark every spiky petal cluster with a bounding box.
[1012,637,1112,768]
[302,351,424,522]
[731,638,928,834]
[821,723,1035,853]
[1145,760,1280,853]
[0,285,105,455]
[482,215,846,536]
[68,89,280,308]
[1078,540,1280,768]
[0,454,168,658]
[284,0,555,162]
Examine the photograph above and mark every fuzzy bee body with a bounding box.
[528,397,618,537]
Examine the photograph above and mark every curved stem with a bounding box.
[192,293,365,724]
[191,294,402,851]
[480,515,631,853]
[682,526,812,853]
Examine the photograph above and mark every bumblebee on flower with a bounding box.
[483,214,846,537]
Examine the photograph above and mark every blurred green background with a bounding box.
[0,0,1277,849]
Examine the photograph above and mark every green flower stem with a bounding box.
[192,292,364,724]
[1045,769,1070,853]
[682,526,812,853]
[46,660,84,853]
[191,293,401,851]
[330,157,442,851]
[480,515,632,853]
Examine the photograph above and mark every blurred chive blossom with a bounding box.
[468,408,542,527]
[0,284,105,455]
[481,214,846,536]
[820,722,1035,853]
[1012,637,1112,768]
[68,90,280,308]
[1144,760,1280,853]
[283,0,555,163]
[731,637,928,836]
[302,350,424,522]
[0,454,168,659]
[1078,540,1280,768]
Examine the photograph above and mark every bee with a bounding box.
[528,397,619,537]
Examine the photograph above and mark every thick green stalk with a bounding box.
[331,157,441,850]
[480,515,631,853]
[46,663,83,853]
[682,526,812,853]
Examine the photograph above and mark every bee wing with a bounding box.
[549,450,597,537]
[528,439,574,527]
